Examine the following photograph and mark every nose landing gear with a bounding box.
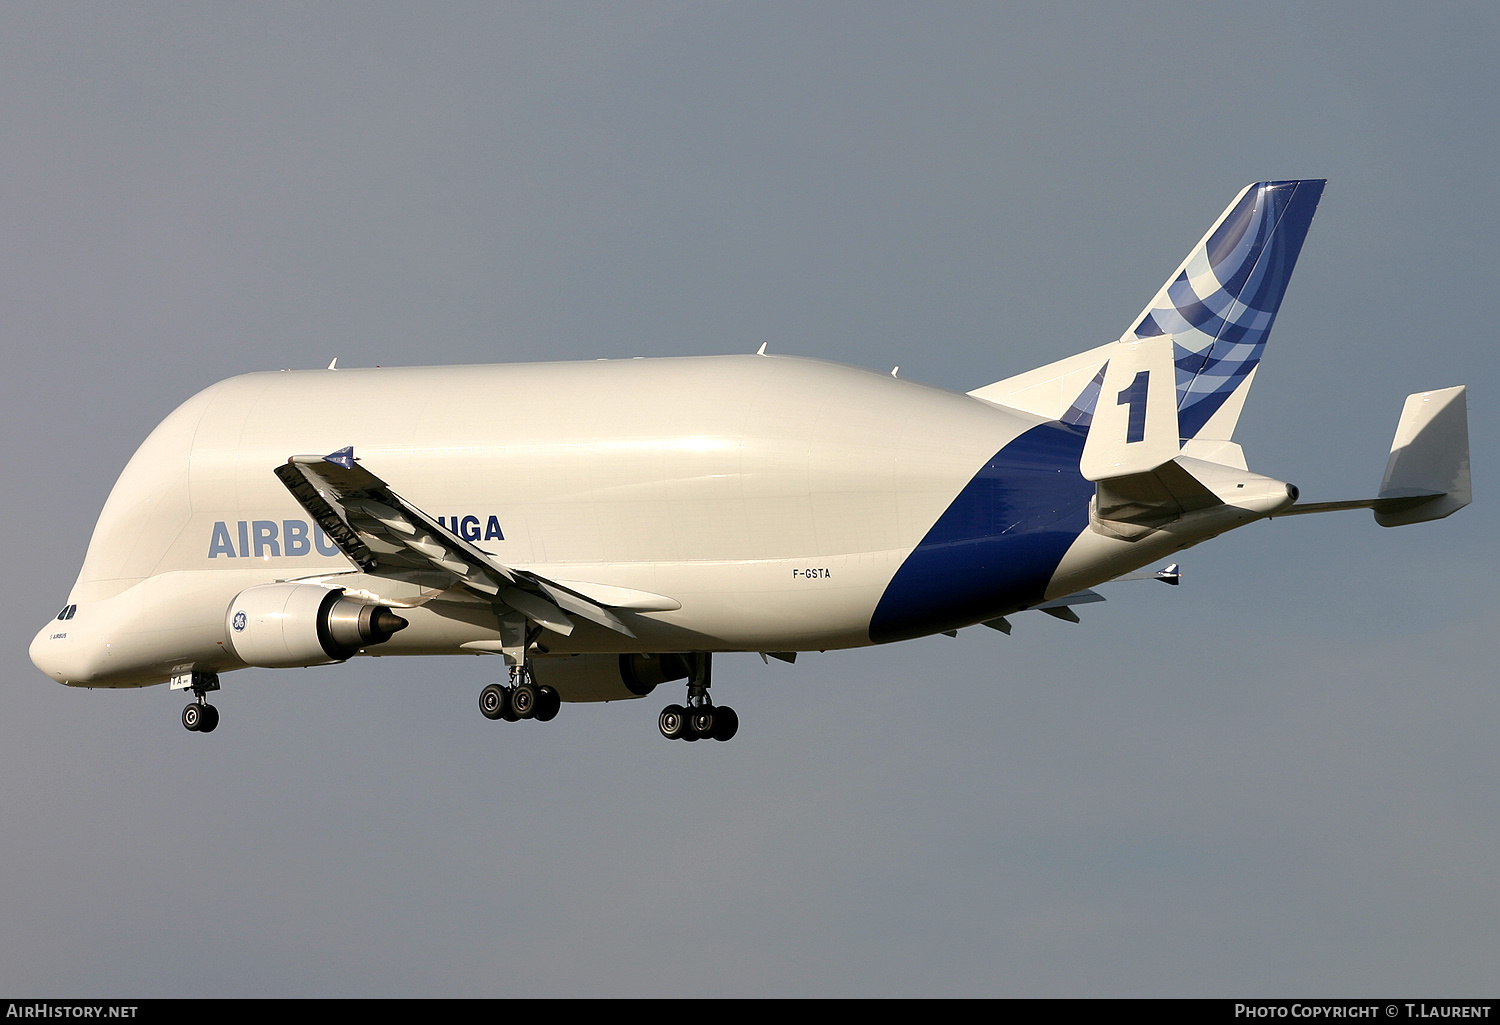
[181,701,219,733]
[174,669,221,734]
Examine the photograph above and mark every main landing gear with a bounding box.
[658,653,738,743]
[177,669,221,734]
[478,664,561,724]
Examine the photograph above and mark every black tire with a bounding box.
[535,686,560,722]
[511,682,538,719]
[197,704,220,734]
[710,705,738,742]
[479,684,508,721]
[658,704,687,740]
[181,703,201,732]
[690,708,716,737]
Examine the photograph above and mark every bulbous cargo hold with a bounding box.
[31,353,1059,695]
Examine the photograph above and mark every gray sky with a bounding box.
[3,2,1496,996]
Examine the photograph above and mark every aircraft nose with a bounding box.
[30,605,104,685]
[30,618,72,683]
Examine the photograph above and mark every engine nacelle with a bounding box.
[528,653,689,703]
[225,583,407,669]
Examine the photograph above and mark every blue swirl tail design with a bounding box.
[1066,180,1325,438]
[1136,179,1324,437]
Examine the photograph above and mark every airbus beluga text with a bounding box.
[31,181,1471,740]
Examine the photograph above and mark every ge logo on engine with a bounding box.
[232,611,247,632]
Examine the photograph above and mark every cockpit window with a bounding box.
[55,604,76,620]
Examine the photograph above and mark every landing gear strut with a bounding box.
[175,670,221,734]
[659,653,737,742]
[477,663,560,724]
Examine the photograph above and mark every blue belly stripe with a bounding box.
[869,421,1093,643]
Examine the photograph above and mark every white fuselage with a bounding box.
[31,354,1282,689]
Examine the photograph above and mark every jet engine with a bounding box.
[225,583,408,669]
[528,653,689,702]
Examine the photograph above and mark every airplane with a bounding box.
[29,180,1471,741]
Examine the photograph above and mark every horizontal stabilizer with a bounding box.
[1092,460,1223,537]
[1273,387,1470,527]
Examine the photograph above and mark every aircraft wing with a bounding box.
[273,447,635,638]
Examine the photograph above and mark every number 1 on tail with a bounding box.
[1118,370,1149,444]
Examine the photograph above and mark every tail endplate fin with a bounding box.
[1079,334,1179,481]
[1375,386,1470,526]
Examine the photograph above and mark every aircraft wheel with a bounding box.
[658,704,687,740]
[479,684,508,721]
[511,682,538,719]
[690,708,715,738]
[197,704,220,734]
[535,686,560,722]
[710,705,738,742]
[181,703,202,732]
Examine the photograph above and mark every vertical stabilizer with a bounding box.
[1133,179,1325,438]
[969,181,1325,439]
